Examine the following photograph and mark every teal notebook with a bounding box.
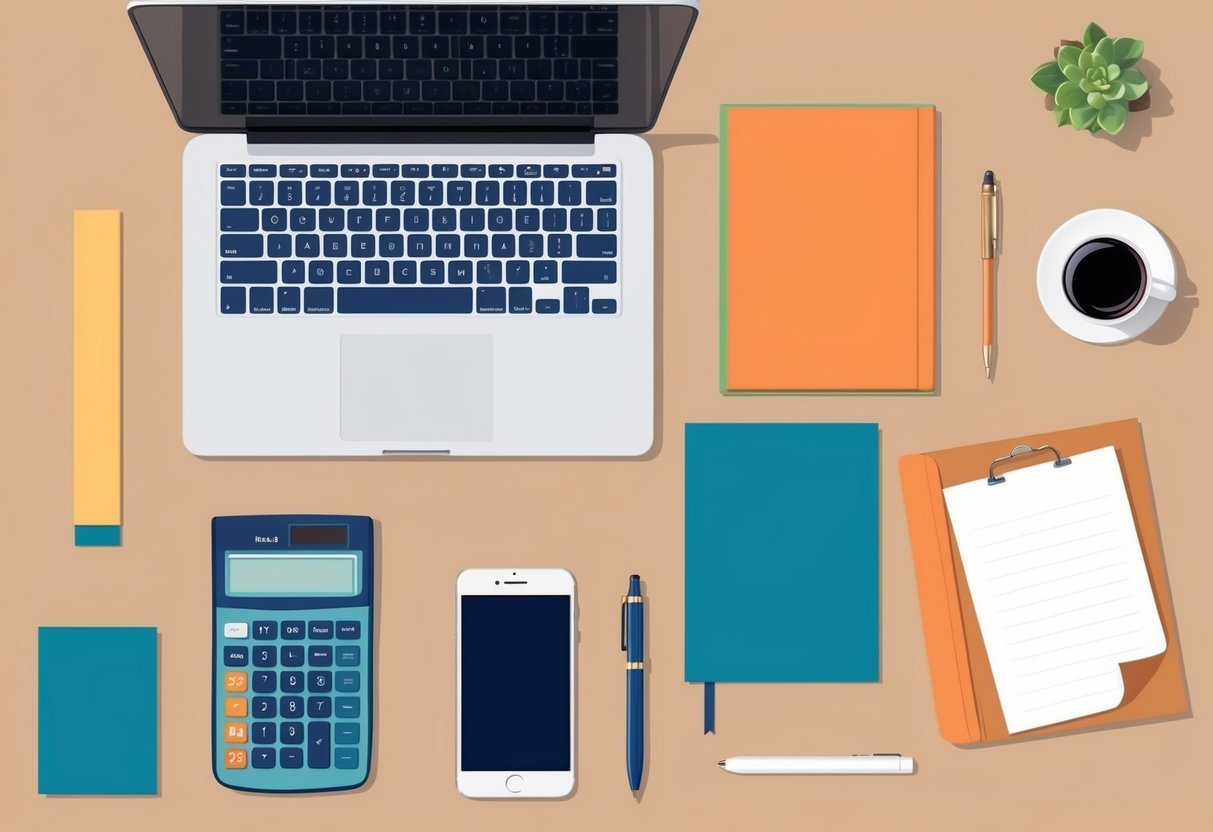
[685,423,879,725]
[38,626,158,794]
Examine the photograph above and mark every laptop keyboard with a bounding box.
[217,161,621,316]
[219,5,620,116]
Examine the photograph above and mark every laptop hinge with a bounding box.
[245,117,595,145]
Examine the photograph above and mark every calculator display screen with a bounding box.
[226,553,360,596]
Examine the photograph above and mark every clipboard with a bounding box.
[898,419,1188,744]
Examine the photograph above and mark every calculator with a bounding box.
[212,514,373,793]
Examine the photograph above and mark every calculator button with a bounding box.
[224,722,248,743]
[224,671,248,692]
[336,621,361,639]
[281,645,306,667]
[307,696,333,718]
[280,696,304,718]
[309,621,334,639]
[281,671,305,693]
[281,721,305,744]
[223,622,248,638]
[252,645,277,667]
[335,723,360,745]
[252,721,277,744]
[280,748,303,768]
[335,696,360,718]
[308,671,332,692]
[224,748,247,769]
[308,645,333,667]
[224,697,247,717]
[335,645,360,666]
[252,747,276,769]
[308,722,331,769]
[282,621,306,640]
[252,696,276,718]
[251,670,277,693]
[224,646,249,667]
[252,621,278,640]
[334,748,359,770]
[335,671,360,693]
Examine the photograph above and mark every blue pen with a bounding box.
[622,574,645,793]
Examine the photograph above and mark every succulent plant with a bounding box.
[1029,22,1148,135]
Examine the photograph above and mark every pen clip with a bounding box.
[991,183,999,252]
[620,595,627,652]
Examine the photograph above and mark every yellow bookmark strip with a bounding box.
[73,210,122,546]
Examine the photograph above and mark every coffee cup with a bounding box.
[1062,236,1176,325]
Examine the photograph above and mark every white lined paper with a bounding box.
[943,446,1165,733]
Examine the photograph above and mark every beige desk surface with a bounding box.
[4,0,1212,829]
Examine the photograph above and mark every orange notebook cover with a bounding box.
[721,104,936,392]
[898,419,1188,744]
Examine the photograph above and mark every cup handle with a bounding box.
[1150,280,1177,302]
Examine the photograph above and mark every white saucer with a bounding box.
[1036,209,1175,344]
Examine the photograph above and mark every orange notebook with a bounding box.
[899,420,1188,744]
[721,104,936,392]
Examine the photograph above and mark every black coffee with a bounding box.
[1063,237,1147,320]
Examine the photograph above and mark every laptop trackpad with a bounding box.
[340,335,493,442]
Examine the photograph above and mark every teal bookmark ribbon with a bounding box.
[704,682,715,734]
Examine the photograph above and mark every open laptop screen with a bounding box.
[130,2,697,133]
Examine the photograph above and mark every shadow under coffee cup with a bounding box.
[1062,236,1176,324]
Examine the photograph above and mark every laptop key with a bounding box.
[304,287,334,314]
[220,181,246,206]
[564,286,590,314]
[477,286,506,313]
[576,234,617,258]
[220,286,245,314]
[509,287,533,313]
[221,37,281,59]
[221,261,275,284]
[220,235,263,258]
[278,287,301,314]
[338,287,473,314]
[562,262,617,284]
[536,298,559,314]
[249,287,274,314]
[220,208,258,232]
[592,298,617,315]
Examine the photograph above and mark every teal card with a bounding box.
[38,626,158,794]
[685,423,879,683]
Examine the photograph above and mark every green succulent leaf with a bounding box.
[1083,22,1108,48]
[1113,37,1145,67]
[1079,78,1097,93]
[1120,67,1149,100]
[1093,36,1116,64]
[1057,45,1082,69]
[1107,64,1121,81]
[1087,91,1107,110]
[1070,106,1099,130]
[1090,51,1108,70]
[1104,80,1126,101]
[1055,81,1087,108]
[1063,63,1083,82]
[1030,61,1067,93]
[1098,101,1128,134]
[1078,48,1095,71]
[1056,107,1071,127]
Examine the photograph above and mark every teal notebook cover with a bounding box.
[38,626,158,794]
[685,423,879,683]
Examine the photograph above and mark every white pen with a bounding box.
[718,755,916,775]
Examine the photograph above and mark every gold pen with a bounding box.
[980,171,998,380]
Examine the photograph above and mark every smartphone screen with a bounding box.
[460,594,571,771]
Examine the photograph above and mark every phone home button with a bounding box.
[505,774,524,794]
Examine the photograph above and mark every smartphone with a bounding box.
[456,568,576,799]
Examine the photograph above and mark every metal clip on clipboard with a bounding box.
[987,444,1072,486]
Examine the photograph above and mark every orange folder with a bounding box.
[721,104,936,392]
[898,419,1188,744]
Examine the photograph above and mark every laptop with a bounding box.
[128,1,697,456]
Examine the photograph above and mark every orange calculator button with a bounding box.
[224,748,247,769]
[224,722,248,743]
[224,697,247,717]
[223,671,247,692]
